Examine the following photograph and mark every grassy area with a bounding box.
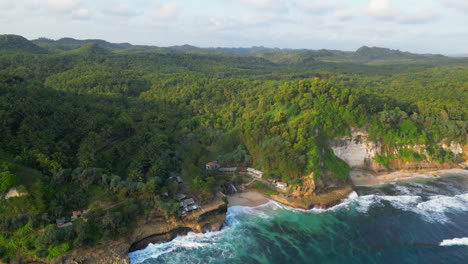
[251,181,278,195]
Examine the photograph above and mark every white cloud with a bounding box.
[105,4,139,17]
[24,0,41,11]
[400,9,438,24]
[208,17,227,31]
[0,0,15,10]
[233,0,287,13]
[207,12,293,33]
[292,1,336,14]
[364,0,400,20]
[72,8,92,20]
[47,0,81,13]
[440,0,468,12]
[332,10,354,22]
[241,0,274,9]
[0,0,466,54]
[152,2,183,20]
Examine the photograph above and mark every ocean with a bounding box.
[129,174,468,264]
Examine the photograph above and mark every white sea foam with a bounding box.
[348,191,359,199]
[414,193,468,222]
[247,189,466,221]
[440,237,468,246]
[394,184,415,195]
[225,203,272,225]
[129,230,226,264]
[379,195,421,210]
[294,188,468,223]
[130,181,468,263]
[349,193,468,223]
[129,242,175,264]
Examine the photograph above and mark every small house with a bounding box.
[247,168,263,178]
[206,161,220,170]
[181,198,195,208]
[179,197,199,214]
[187,204,199,211]
[275,182,288,189]
[175,194,187,201]
[71,211,82,220]
[56,218,72,228]
[169,173,183,184]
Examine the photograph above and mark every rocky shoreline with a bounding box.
[45,199,227,264]
[11,166,465,264]
[128,227,193,252]
[229,167,468,210]
[269,184,354,210]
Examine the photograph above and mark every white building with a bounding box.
[247,168,263,178]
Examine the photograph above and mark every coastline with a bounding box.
[351,168,468,186]
[228,167,468,210]
[54,168,468,264]
[49,198,228,264]
[227,184,354,210]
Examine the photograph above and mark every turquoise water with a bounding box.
[129,175,468,264]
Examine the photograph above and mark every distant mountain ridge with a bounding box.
[0,34,459,65]
[62,42,112,56]
[30,36,445,56]
[355,46,444,59]
[35,37,132,49]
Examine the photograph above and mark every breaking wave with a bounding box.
[128,230,231,264]
[440,237,468,247]
[129,175,468,264]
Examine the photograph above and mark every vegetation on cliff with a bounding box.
[0,35,466,261]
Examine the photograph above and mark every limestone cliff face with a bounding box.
[328,128,381,171]
[328,128,467,172]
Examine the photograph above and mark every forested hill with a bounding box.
[24,34,467,65]
[0,35,466,260]
[0,35,47,55]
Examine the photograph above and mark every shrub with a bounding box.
[426,145,456,163]
[35,249,48,258]
[375,154,395,167]
[47,243,70,259]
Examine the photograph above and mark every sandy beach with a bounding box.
[351,168,468,186]
[227,191,270,207]
[227,168,468,207]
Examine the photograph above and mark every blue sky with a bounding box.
[0,0,467,54]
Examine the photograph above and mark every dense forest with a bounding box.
[0,34,466,260]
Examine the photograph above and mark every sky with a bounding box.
[0,0,467,54]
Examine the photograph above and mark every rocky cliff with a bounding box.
[328,128,381,171]
[328,128,467,172]
[8,199,227,264]
[53,200,226,264]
